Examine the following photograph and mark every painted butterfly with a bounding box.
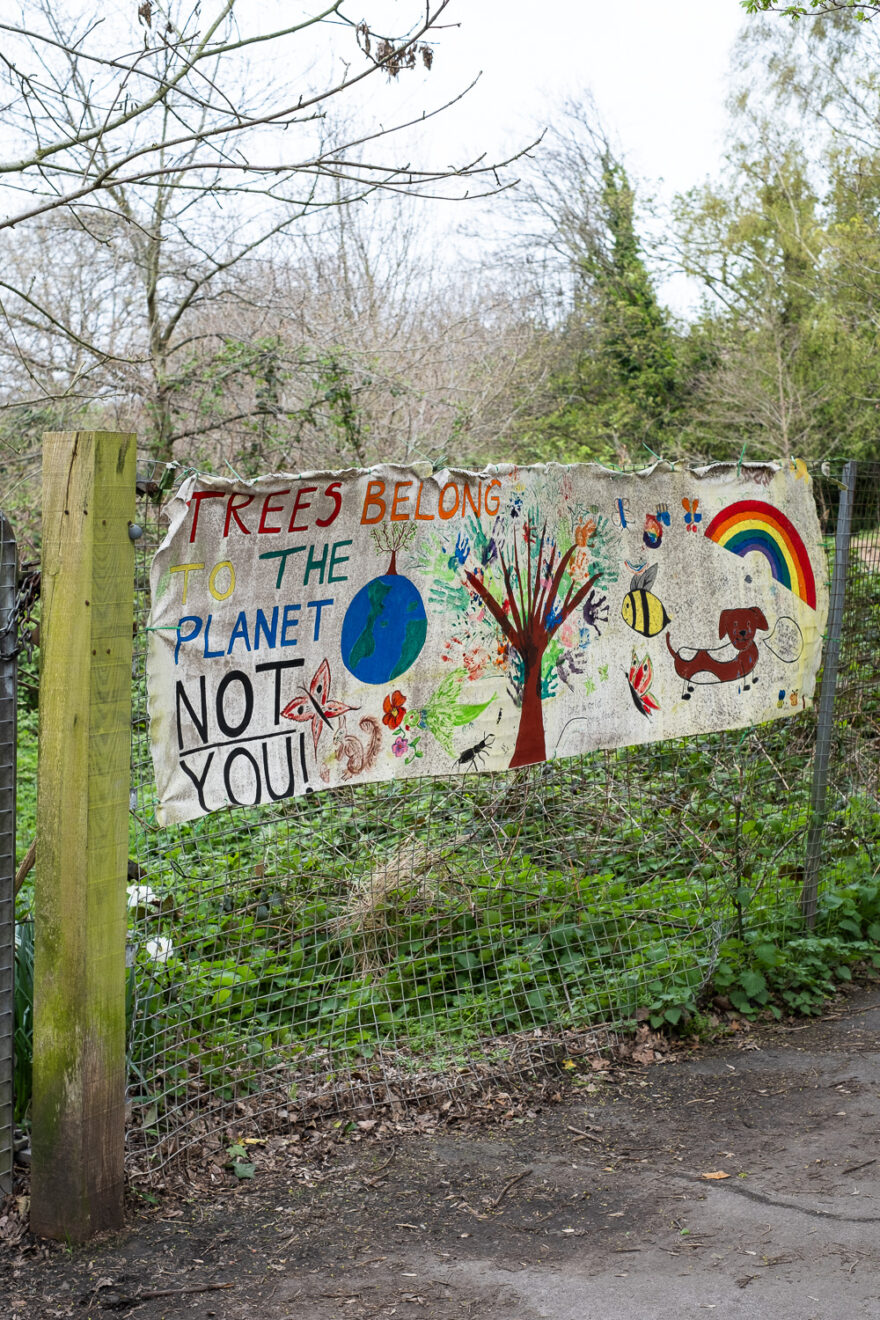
[682,497,702,531]
[281,659,358,755]
[626,650,660,719]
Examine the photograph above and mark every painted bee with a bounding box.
[621,564,671,638]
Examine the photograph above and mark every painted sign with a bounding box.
[146,461,829,825]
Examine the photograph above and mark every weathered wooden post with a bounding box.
[0,513,17,1197]
[31,432,136,1240]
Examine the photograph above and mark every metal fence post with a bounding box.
[801,460,857,926]
[0,514,16,1196]
[31,432,136,1240]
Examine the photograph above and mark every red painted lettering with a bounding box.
[188,490,224,543]
[316,481,343,528]
[224,493,254,537]
[288,486,317,533]
[258,490,290,534]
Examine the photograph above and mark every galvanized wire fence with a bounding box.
[833,462,880,801]
[107,459,879,1180]
[7,459,878,1184]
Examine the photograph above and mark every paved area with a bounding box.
[5,988,880,1318]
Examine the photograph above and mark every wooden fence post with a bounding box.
[31,432,136,1241]
[0,513,17,1197]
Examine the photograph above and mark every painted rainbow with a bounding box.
[703,499,817,609]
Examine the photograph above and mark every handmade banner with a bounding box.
[147,461,829,825]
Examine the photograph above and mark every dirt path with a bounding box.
[5,988,880,1319]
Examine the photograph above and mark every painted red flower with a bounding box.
[382,690,407,730]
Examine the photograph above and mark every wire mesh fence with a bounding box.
[834,462,880,808]
[105,458,877,1181]
[7,457,877,1184]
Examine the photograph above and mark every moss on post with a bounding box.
[31,432,136,1241]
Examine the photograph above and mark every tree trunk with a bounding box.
[510,644,547,768]
[152,375,175,462]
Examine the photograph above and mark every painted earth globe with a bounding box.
[341,572,427,685]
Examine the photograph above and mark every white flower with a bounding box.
[145,936,174,963]
[127,884,158,909]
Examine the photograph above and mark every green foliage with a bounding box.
[148,336,372,472]
[124,849,880,1119]
[514,148,684,466]
[300,350,370,462]
[13,824,879,1126]
[505,31,880,469]
[11,529,879,1134]
[420,669,496,757]
[672,134,880,463]
[11,651,880,1129]
[742,1,877,18]
[225,1144,256,1179]
[110,707,880,1127]
[15,704,38,870]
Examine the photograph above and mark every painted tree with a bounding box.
[424,505,612,769]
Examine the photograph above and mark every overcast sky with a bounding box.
[381,0,747,188]
[322,0,751,311]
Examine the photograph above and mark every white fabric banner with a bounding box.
[146,461,829,825]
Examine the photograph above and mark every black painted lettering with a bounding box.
[255,658,305,724]
[262,737,297,801]
[176,676,208,750]
[223,746,262,806]
[216,670,254,738]
[180,752,214,812]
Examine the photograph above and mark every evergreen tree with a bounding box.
[504,101,685,466]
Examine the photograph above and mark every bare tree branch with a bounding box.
[0,1,534,460]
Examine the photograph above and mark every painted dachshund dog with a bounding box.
[666,607,769,700]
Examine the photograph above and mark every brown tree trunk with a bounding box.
[510,643,547,768]
[463,552,601,773]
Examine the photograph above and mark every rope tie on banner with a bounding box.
[736,443,747,478]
